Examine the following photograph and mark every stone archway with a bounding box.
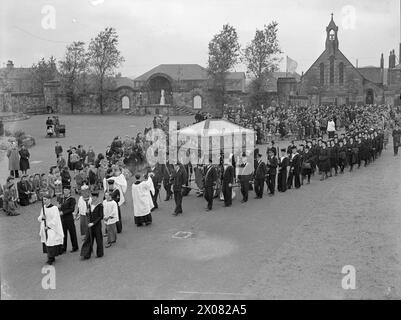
[147,75,173,105]
[365,89,374,105]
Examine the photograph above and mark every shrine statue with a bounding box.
[160,89,165,105]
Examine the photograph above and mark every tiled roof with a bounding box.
[0,67,33,79]
[113,76,135,89]
[357,67,384,84]
[134,64,245,82]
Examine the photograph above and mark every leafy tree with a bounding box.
[87,27,124,114]
[243,21,282,107]
[31,56,58,94]
[207,24,241,116]
[59,41,88,113]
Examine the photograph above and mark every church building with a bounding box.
[298,15,388,106]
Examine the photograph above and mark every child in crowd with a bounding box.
[61,166,71,189]
[39,173,48,200]
[28,175,37,204]
[88,164,98,192]
[47,167,57,198]
[54,170,63,203]
[74,168,87,195]
[33,174,41,200]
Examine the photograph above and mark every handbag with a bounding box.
[302,162,311,169]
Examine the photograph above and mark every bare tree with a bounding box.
[87,27,124,114]
[207,24,241,116]
[243,21,282,107]
[31,56,58,94]
[59,41,88,113]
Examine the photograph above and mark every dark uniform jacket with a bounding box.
[60,196,76,220]
[171,166,187,192]
[254,160,266,180]
[203,165,218,187]
[222,165,235,186]
[87,203,104,226]
[267,156,278,175]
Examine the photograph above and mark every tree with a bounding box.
[87,27,124,114]
[59,41,88,113]
[31,56,58,94]
[243,21,282,107]
[207,24,241,116]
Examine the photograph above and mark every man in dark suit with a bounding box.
[203,158,218,211]
[253,153,266,199]
[393,123,401,156]
[58,187,78,253]
[266,149,278,195]
[170,162,187,216]
[221,155,235,207]
[149,162,162,211]
[277,148,289,192]
[288,146,302,189]
[161,159,174,201]
[238,152,252,203]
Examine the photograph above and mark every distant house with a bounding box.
[0,60,33,93]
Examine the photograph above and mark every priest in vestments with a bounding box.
[132,173,155,227]
[38,193,64,265]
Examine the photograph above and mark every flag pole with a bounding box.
[286,56,288,77]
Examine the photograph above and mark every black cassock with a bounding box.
[277,156,289,192]
[222,165,234,206]
[80,203,104,259]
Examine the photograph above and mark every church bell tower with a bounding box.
[325,13,339,55]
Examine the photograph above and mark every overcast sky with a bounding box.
[0,0,399,77]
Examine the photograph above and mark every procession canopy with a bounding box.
[175,119,255,165]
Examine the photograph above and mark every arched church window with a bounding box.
[193,95,202,109]
[320,63,324,85]
[329,56,335,84]
[329,29,335,40]
[339,62,344,85]
[121,96,130,109]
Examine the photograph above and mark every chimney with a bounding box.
[389,50,396,69]
[380,53,384,69]
[6,60,14,69]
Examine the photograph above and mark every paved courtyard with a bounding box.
[1,114,401,299]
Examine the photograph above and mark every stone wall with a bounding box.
[2,82,249,116]
[9,93,45,113]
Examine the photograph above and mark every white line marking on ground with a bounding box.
[177,291,252,296]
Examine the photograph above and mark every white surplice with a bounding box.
[131,177,154,218]
[37,205,64,247]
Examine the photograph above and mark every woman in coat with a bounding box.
[19,145,30,175]
[346,137,358,172]
[318,142,330,181]
[7,142,20,178]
